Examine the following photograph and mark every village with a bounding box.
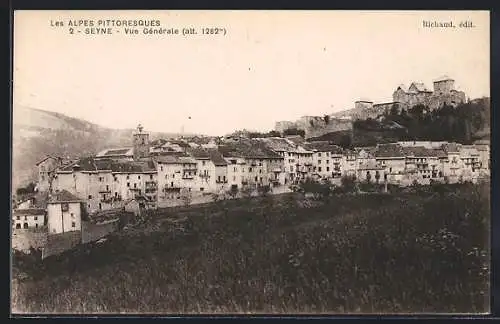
[12,122,490,257]
[11,75,490,259]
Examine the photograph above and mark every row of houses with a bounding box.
[33,133,490,216]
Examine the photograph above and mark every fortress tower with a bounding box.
[133,124,150,160]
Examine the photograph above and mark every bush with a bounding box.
[340,175,358,193]
[257,185,271,197]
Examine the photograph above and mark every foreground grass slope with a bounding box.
[12,182,490,314]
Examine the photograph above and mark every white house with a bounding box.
[12,208,45,230]
[46,190,83,235]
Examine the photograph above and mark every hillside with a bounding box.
[12,106,191,190]
[12,183,489,313]
[310,98,490,148]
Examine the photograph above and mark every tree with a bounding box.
[323,115,330,124]
[257,184,271,197]
[340,175,357,193]
[180,190,192,207]
[228,186,239,199]
[241,185,254,199]
[390,103,399,116]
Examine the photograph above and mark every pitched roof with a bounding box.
[218,139,282,159]
[96,147,134,158]
[155,155,196,165]
[48,190,82,203]
[259,137,297,152]
[396,84,408,92]
[403,146,442,157]
[59,157,156,173]
[35,155,60,166]
[304,141,343,154]
[13,208,46,216]
[409,82,432,93]
[206,149,228,166]
[374,143,406,158]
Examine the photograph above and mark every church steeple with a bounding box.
[133,123,150,160]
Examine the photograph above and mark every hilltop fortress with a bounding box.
[276,76,467,137]
[335,75,467,120]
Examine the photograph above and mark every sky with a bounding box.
[13,10,490,136]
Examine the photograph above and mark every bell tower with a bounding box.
[133,124,150,160]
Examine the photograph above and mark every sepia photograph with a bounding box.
[11,10,490,315]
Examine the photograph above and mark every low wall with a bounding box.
[12,228,48,252]
[42,231,82,259]
[82,221,119,244]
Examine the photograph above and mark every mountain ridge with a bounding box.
[12,106,198,189]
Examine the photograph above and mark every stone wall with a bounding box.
[12,228,48,252]
[82,221,119,244]
[304,118,353,139]
[42,231,82,259]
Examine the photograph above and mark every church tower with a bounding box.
[133,124,150,160]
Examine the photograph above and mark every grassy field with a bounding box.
[11,182,490,314]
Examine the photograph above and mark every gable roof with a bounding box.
[304,141,343,154]
[409,82,432,93]
[13,208,46,216]
[35,155,60,166]
[403,146,442,157]
[218,139,282,159]
[59,157,156,173]
[96,147,134,158]
[48,190,82,204]
[395,84,408,92]
[206,149,228,166]
[374,143,406,158]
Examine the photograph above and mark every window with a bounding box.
[326,167,330,172]
[127,182,130,187]
[16,224,21,229]
[249,167,253,172]
[255,176,258,182]
[127,175,130,180]
[134,183,137,188]
[23,223,28,229]
[106,185,109,191]
[72,222,76,228]
[16,216,20,220]
[318,153,322,157]
[189,188,192,192]
[34,216,38,221]
[259,169,262,174]
[61,203,69,212]
[99,203,102,210]
[88,204,91,208]
[318,167,322,172]
[318,160,321,164]
[35,224,38,228]
[326,160,329,164]
[234,167,237,172]
[200,188,204,191]
[223,176,226,182]
[217,176,221,182]
[202,161,206,166]
[138,175,141,180]
[150,175,153,180]
[160,166,163,171]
